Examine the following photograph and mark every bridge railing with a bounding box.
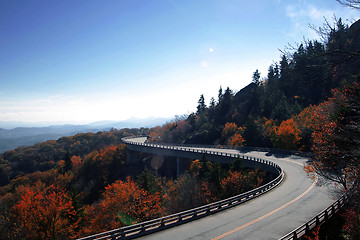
[78,139,283,240]
[121,136,312,158]
[123,138,281,170]
[279,194,347,240]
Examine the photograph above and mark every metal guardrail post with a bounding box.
[325,209,329,221]
[293,231,298,240]
[305,223,310,235]
[316,215,320,226]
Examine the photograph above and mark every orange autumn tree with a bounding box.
[293,105,321,151]
[228,127,246,147]
[189,159,203,176]
[83,177,163,235]
[294,105,319,132]
[272,118,301,150]
[220,169,265,198]
[71,155,82,175]
[12,184,78,240]
[222,122,238,140]
[222,122,246,146]
[148,126,161,142]
[263,105,320,151]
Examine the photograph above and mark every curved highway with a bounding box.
[123,137,340,240]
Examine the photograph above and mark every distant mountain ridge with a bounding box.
[0,117,171,153]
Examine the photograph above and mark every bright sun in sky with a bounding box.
[0,0,359,126]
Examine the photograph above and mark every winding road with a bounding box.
[126,138,339,240]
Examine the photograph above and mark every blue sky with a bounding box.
[0,0,359,125]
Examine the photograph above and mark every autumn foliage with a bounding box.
[272,118,301,150]
[310,80,360,190]
[220,169,265,198]
[228,133,246,146]
[221,122,246,146]
[0,128,143,187]
[222,122,238,139]
[83,177,164,235]
[12,184,79,240]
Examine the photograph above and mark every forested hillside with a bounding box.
[0,128,147,186]
[149,19,360,151]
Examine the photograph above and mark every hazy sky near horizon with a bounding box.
[1,0,359,125]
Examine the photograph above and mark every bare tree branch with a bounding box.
[336,0,360,10]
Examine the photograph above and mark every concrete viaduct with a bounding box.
[125,137,280,177]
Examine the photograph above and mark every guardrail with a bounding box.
[123,138,281,171]
[78,139,284,240]
[121,136,312,158]
[280,194,347,240]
